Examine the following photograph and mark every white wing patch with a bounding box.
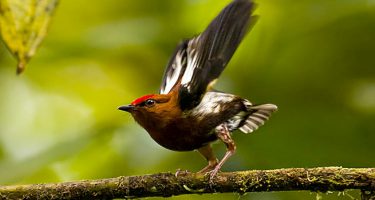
[160,49,186,94]
[180,36,200,91]
[189,91,235,120]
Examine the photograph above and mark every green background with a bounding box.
[0,0,374,199]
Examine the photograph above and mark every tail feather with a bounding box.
[239,104,277,134]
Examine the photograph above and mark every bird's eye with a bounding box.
[144,99,156,107]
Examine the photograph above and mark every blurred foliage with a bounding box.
[0,0,58,74]
[0,0,374,199]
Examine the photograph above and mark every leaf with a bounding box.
[0,0,58,74]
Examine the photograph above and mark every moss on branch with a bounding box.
[0,167,374,199]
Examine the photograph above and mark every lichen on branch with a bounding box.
[0,167,374,199]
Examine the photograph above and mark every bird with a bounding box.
[118,0,277,180]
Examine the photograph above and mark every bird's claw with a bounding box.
[197,164,221,185]
[206,168,221,186]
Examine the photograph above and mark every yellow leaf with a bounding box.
[0,0,58,74]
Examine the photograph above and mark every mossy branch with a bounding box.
[0,167,374,199]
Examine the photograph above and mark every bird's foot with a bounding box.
[207,165,222,185]
[197,161,220,185]
[175,169,190,177]
[209,168,220,182]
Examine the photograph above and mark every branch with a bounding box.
[0,167,374,199]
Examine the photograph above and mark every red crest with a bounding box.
[131,94,155,105]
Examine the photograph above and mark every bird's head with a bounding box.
[118,93,180,129]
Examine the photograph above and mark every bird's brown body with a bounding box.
[119,0,277,180]
[142,116,218,151]
[131,89,217,151]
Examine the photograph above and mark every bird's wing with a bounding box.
[159,0,256,110]
[180,0,256,110]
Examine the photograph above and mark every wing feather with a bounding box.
[159,0,256,110]
[159,41,188,94]
[179,0,256,110]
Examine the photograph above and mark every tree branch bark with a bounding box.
[0,167,374,199]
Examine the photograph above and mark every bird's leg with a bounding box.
[210,123,236,180]
[197,145,219,173]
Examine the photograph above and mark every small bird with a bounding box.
[119,0,277,179]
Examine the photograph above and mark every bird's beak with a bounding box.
[118,104,135,112]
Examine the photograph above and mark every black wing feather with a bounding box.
[179,0,256,110]
[158,0,256,109]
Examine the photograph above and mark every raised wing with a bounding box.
[159,0,256,110]
[179,0,256,110]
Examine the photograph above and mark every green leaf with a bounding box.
[0,0,58,74]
